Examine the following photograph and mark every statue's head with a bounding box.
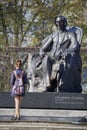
[55,15,67,30]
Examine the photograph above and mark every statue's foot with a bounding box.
[43,86,56,92]
[43,87,50,92]
[43,90,47,92]
[46,86,53,92]
[43,86,51,92]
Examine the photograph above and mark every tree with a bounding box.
[0,0,87,91]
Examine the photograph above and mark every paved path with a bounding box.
[0,109,87,129]
[0,109,87,117]
[0,122,87,130]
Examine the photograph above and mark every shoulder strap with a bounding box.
[21,71,24,78]
[13,70,24,79]
[13,71,17,79]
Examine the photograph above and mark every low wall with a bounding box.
[0,92,87,110]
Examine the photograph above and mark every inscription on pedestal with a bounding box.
[55,95,84,105]
[52,93,87,110]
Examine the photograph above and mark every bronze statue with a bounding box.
[30,15,83,93]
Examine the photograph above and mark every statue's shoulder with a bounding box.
[67,26,82,35]
[66,26,83,45]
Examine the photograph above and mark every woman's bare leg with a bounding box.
[14,96,23,119]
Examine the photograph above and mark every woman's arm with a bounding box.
[10,72,15,86]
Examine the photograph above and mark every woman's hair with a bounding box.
[15,59,22,68]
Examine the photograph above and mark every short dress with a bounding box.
[10,68,28,97]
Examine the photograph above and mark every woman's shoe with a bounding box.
[16,117,20,121]
[11,116,17,120]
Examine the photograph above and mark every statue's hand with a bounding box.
[39,50,45,57]
[39,52,45,59]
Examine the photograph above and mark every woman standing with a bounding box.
[10,59,28,120]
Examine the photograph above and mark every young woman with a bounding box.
[10,59,28,120]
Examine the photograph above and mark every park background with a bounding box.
[0,0,87,92]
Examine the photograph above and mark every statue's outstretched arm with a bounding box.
[40,34,53,56]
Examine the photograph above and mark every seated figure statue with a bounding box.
[30,15,83,93]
